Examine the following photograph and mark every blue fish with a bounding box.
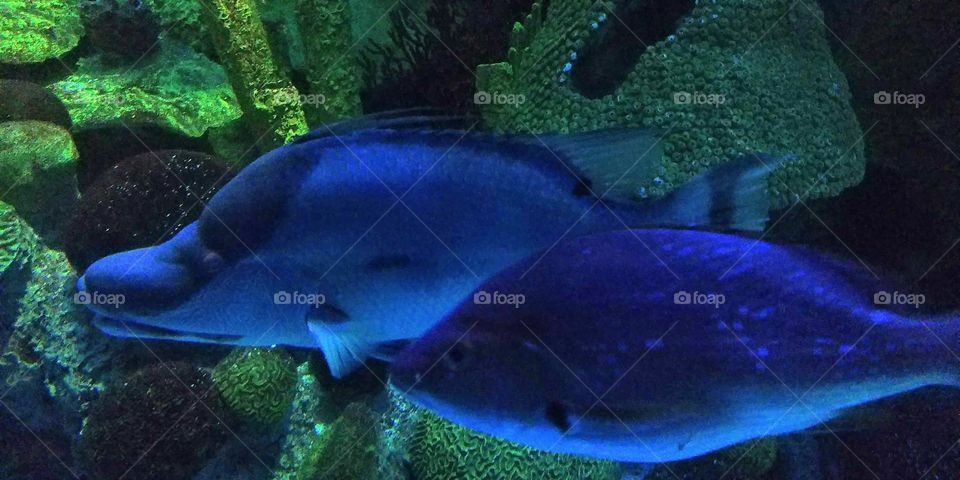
[77,112,789,377]
[391,228,955,462]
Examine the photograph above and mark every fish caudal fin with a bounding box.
[521,129,663,203]
[642,153,796,232]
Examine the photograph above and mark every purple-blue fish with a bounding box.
[392,228,955,462]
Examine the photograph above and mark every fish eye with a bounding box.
[201,251,224,274]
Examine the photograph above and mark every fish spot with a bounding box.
[838,344,855,354]
[732,321,744,331]
[545,401,572,433]
[869,310,895,324]
[644,339,664,350]
[813,347,823,356]
[755,361,765,371]
[751,307,773,320]
[366,254,412,271]
[737,305,749,316]
[756,347,769,357]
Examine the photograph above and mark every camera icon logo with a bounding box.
[474,91,492,105]
[274,291,292,305]
[473,290,492,305]
[673,91,692,105]
[874,91,892,105]
[873,291,892,305]
[673,291,692,305]
[74,291,92,305]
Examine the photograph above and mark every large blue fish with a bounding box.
[77,112,788,377]
[391,228,954,462]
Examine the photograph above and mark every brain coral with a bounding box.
[213,347,298,427]
[477,0,864,208]
[410,411,620,480]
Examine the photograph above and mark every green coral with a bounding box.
[478,0,864,208]
[213,347,298,426]
[650,437,778,479]
[0,202,31,277]
[202,0,308,150]
[0,0,83,64]
[0,120,78,236]
[293,401,380,480]
[47,42,242,137]
[296,0,363,124]
[410,411,621,480]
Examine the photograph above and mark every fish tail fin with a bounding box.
[636,153,797,232]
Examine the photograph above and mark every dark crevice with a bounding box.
[570,0,695,99]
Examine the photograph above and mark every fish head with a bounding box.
[77,223,221,319]
[391,302,562,437]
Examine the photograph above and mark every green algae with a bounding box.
[47,42,242,137]
[202,0,308,150]
[0,120,78,236]
[478,0,864,208]
[0,0,84,64]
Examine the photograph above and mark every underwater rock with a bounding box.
[410,411,621,480]
[0,120,79,238]
[296,0,362,124]
[212,347,298,428]
[290,401,381,480]
[79,0,162,65]
[47,41,242,138]
[64,149,231,271]
[648,437,778,479]
[360,0,535,113]
[77,362,228,480]
[72,124,213,191]
[476,0,864,207]
[271,362,328,480]
[0,0,84,64]
[201,0,307,150]
[2,200,119,425]
[0,79,72,128]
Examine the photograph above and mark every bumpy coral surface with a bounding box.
[297,0,362,124]
[0,120,79,237]
[77,362,227,480]
[202,0,307,150]
[213,348,298,427]
[410,412,620,480]
[478,0,864,208]
[48,42,242,137]
[0,0,84,64]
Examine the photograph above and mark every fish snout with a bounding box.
[78,247,197,317]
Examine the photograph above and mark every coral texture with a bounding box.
[477,0,864,207]
[0,0,84,64]
[213,347,298,427]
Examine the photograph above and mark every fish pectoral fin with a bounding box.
[645,152,797,232]
[306,317,371,379]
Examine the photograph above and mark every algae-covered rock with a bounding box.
[478,0,864,208]
[0,0,84,64]
[202,0,308,150]
[294,401,381,480]
[48,42,242,137]
[0,202,31,278]
[0,79,72,128]
[0,120,79,236]
[213,347,298,427]
[296,0,362,123]
[410,411,620,480]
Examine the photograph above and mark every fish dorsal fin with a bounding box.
[642,153,797,232]
[510,129,663,203]
[292,108,477,145]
